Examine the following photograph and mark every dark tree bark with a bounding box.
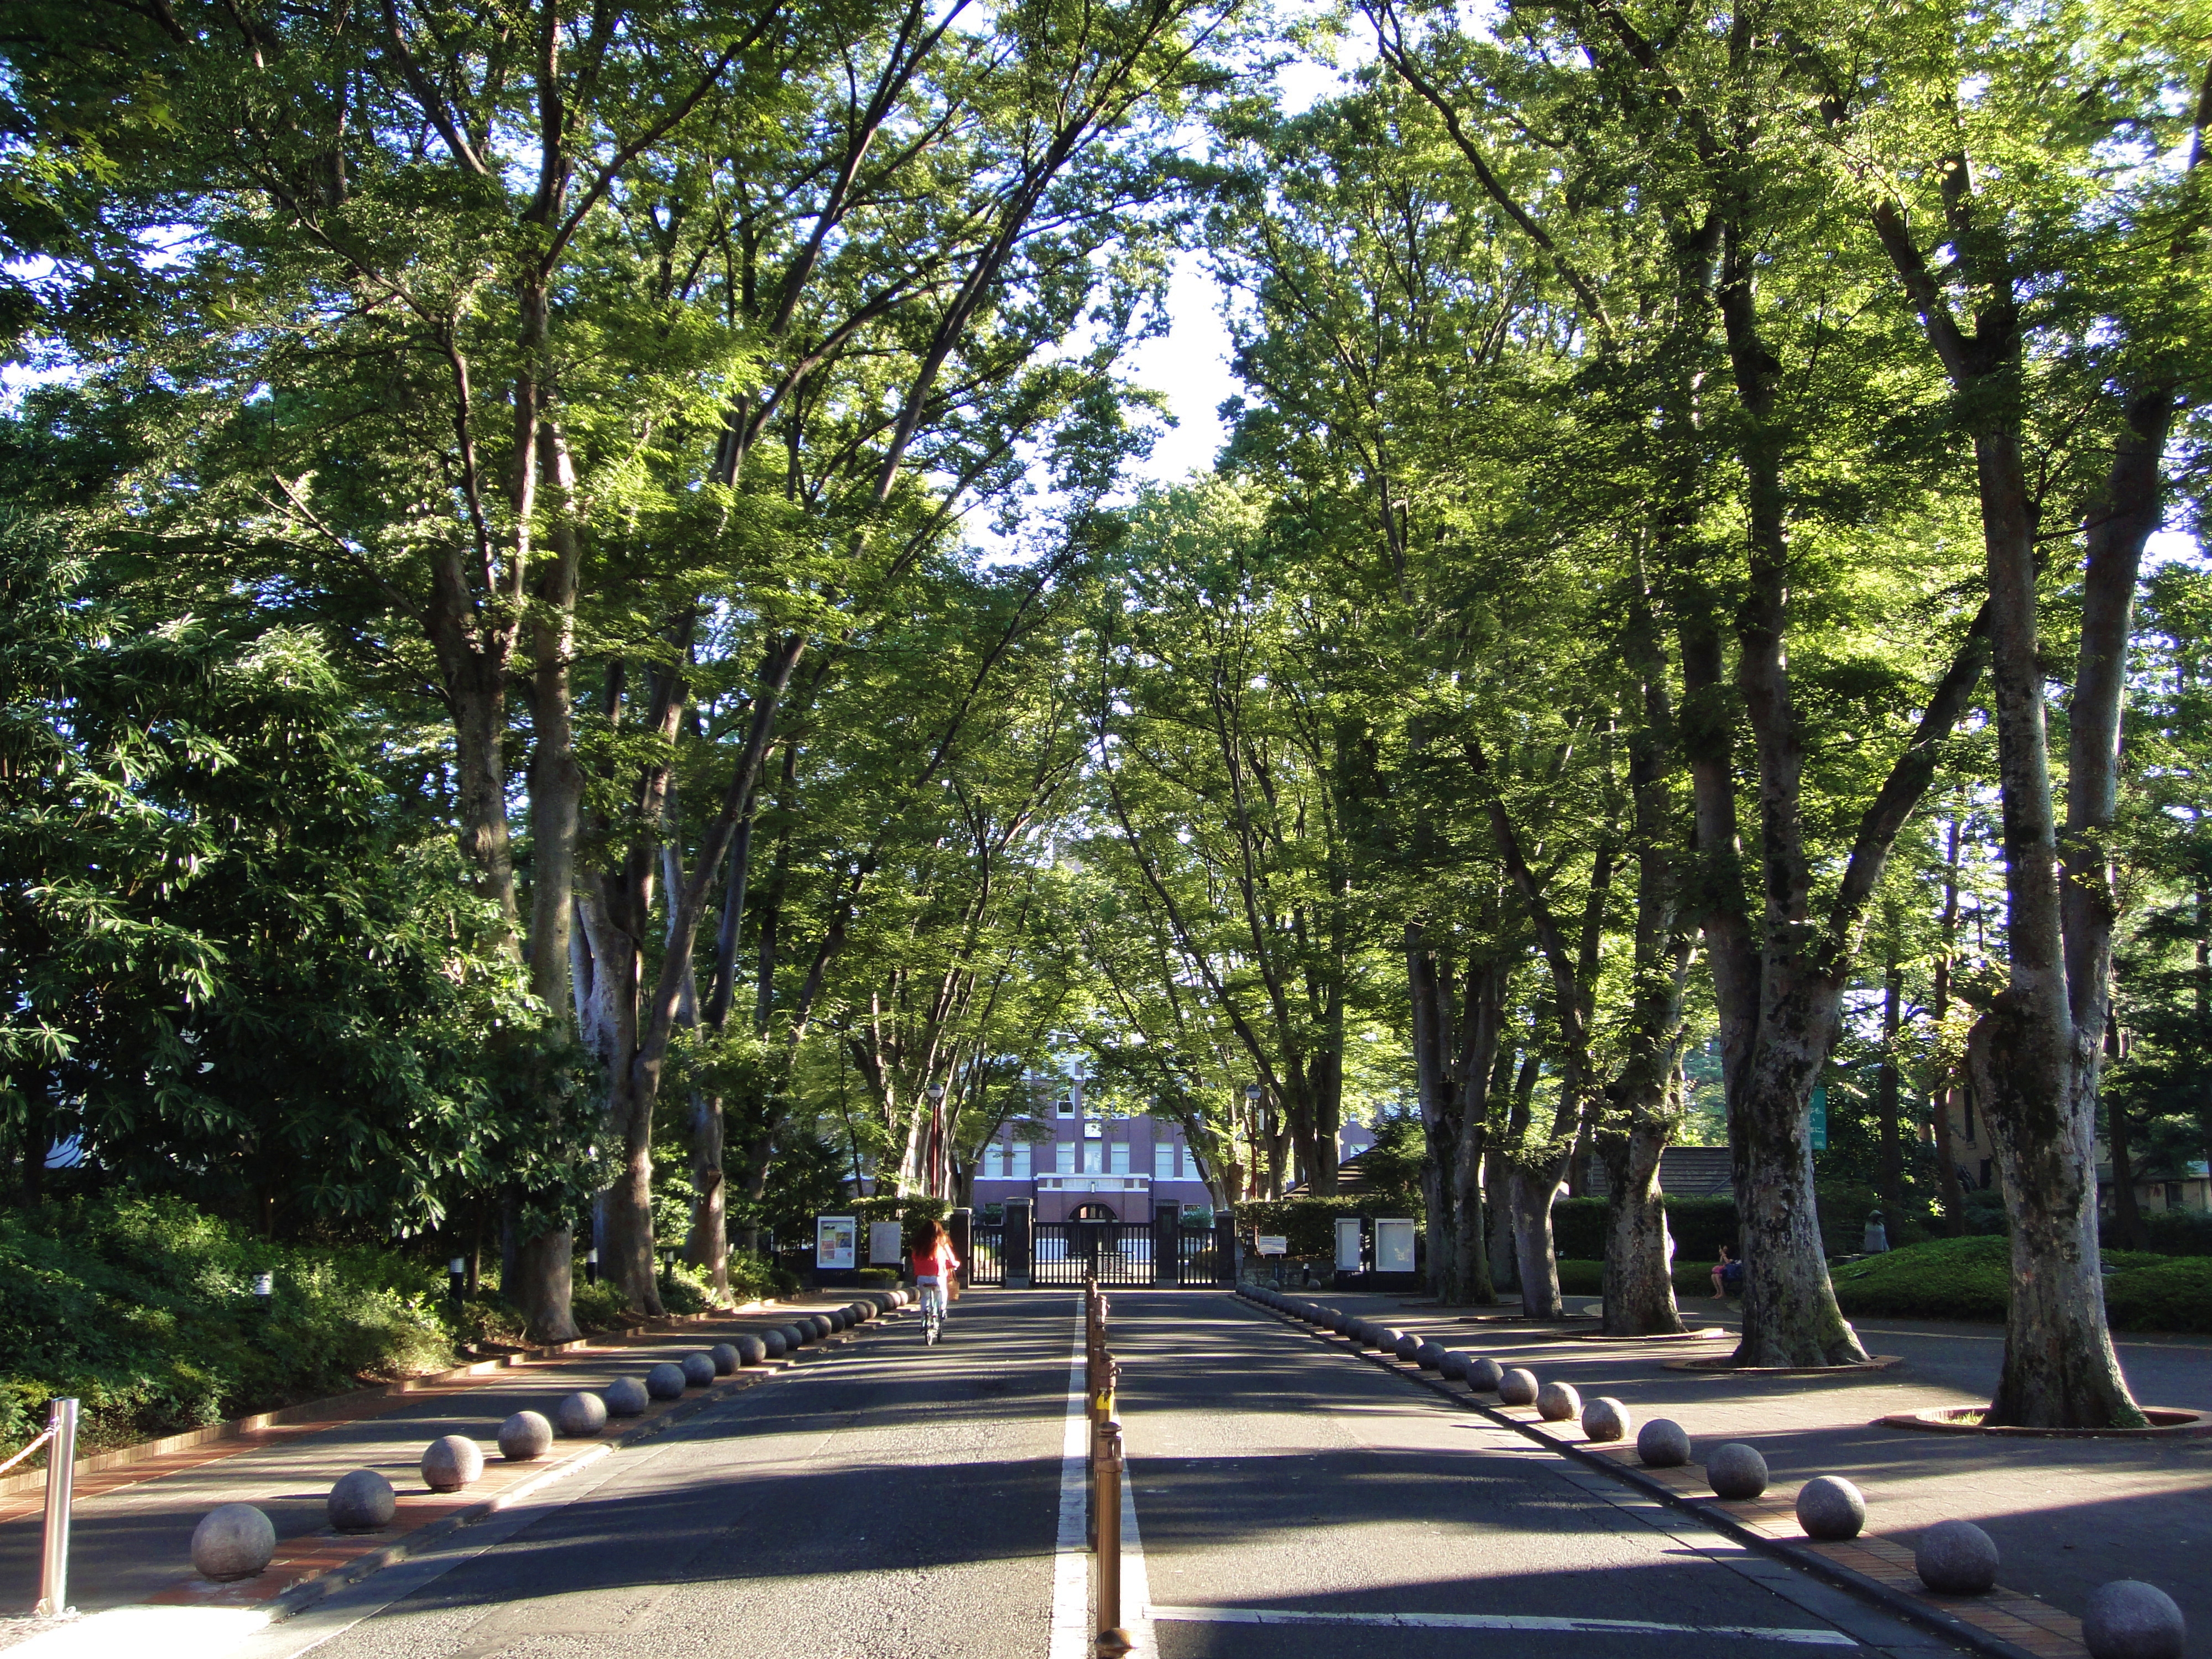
[1876,925,1906,1214]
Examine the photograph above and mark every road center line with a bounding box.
[1146,1605,1856,1644]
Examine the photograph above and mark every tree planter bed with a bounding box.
[1879,1405,2212,1437]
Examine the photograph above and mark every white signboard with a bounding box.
[1334,1215,1365,1272]
[869,1220,905,1266]
[1256,1234,1288,1256]
[1374,1217,1417,1274]
[815,1214,857,1271]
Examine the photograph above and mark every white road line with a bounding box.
[1147,1606,1858,1644]
[1049,1319,1092,1659]
[1118,1406,1157,1659]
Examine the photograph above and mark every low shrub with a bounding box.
[1556,1259,1603,1295]
[569,1279,637,1331]
[1551,1195,1740,1264]
[2104,1256,2212,1334]
[657,1260,714,1315]
[0,1196,456,1460]
[2105,1209,2212,1259]
[1828,1236,2194,1328]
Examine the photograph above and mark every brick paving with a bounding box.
[1244,1290,2212,1659]
[0,1295,906,1619]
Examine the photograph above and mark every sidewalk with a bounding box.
[0,1293,904,1627]
[1257,1291,2212,1659]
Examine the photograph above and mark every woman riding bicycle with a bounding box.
[911,1218,961,1344]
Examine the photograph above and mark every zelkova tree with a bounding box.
[1840,4,2212,1423]
[1364,0,1996,1365]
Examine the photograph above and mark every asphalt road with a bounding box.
[236,1289,1968,1659]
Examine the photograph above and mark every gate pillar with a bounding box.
[1154,1203,1180,1287]
[948,1208,972,1292]
[1005,1199,1032,1290]
[1215,1207,1238,1287]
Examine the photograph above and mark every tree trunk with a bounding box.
[1730,1044,1868,1366]
[686,1089,729,1300]
[1933,1089,1968,1237]
[1876,932,1905,1212]
[2106,1092,2146,1252]
[1599,1111,1681,1335]
[1509,1159,1566,1319]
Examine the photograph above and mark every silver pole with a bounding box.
[34,1397,77,1617]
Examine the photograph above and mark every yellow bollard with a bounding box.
[1096,1418,1129,1658]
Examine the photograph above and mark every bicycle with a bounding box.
[918,1276,945,1344]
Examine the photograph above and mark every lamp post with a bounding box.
[925,1083,947,1198]
[1244,1084,1263,1201]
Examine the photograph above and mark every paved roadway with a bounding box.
[235,1290,1966,1659]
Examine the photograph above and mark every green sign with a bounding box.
[1811,1084,1828,1151]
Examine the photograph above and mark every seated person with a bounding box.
[1710,1244,1744,1298]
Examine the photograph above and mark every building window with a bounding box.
[983,1143,1004,1178]
[1109,1139,1130,1175]
[1154,1141,1175,1180]
[1056,1097,1074,1118]
[2168,1182,2186,1211]
[1083,1140,1104,1175]
[1055,1141,1075,1174]
[1010,1141,1032,1179]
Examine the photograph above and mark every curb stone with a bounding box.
[1237,1295,2080,1659]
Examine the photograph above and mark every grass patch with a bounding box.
[1829,1235,2203,1330]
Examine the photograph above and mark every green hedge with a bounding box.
[0,1196,457,1459]
[1827,1236,2208,1331]
[2107,1210,2212,1258]
[1552,1195,1741,1263]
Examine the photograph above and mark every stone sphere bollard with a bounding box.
[1415,1342,1448,1370]
[1439,1349,1472,1381]
[1498,1368,1540,1406]
[1581,1397,1631,1443]
[498,1410,553,1462]
[680,1352,717,1387]
[1469,1357,1505,1392]
[1796,1476,1867,1541]
[645,1363,687,1401]
[1536,1380,1582,1422]
[733,1333,768,1366]
[850,1301,872,1323]
[759,1328,787,1359]
[1376,1326,1407,1353]
[709,1343,741,1375]
[555,1391,608,1437]
[421,1434,485,1491]
[2082,1581,2187,1659]
[825,1308,848,1331]
[1394,1333,1422,1361]
[1636,1418,1692,1468]
[808,1314,832,1339]
[1915,1520,1999,1595]
[781,1323,810,1349]
[1705,1442,1769,1500]
[191,1503,276,1581]
[327,1468,395,1532]
[1332,1313,1354,1335]
[604,1375,650,1416]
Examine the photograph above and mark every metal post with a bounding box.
[1095,1417,1130,1657]
[34,1397,77,1617]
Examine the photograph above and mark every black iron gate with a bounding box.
[957,1207,1234,1288]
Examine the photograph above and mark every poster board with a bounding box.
[1374,1217,1417,1274]
[815,1214,857,1271]
[1256,1234,1288,1256]
[869,1220,905,1266]
[1334,1215,1365,1272]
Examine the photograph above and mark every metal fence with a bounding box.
[968,1223,1005,1286]
[1031,1221,1154,1287]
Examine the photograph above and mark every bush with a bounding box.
[1828,1236,2198,1328]
[569,1279,637,1332]
[2104,1257,2212,1334]
[728,1249,791,1301]
[658,1260,714,1315]
[2106,1209,2212,1258]
[0,1195,457,1460]
[1551,1194,1740,1263]
[1556,1259,1603,1295]
[1236,1197,1406,1258]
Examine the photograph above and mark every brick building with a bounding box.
[968,1072,1214,1224]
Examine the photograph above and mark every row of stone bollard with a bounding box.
[190,1291,911,1585]
[1237,1288,2187,1659]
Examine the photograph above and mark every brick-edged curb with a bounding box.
[0,1298,808,1506]
[1235,1294,2083,1659]
[150,1306,902,1624]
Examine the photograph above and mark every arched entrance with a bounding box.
[1070,1202,1118,1222]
